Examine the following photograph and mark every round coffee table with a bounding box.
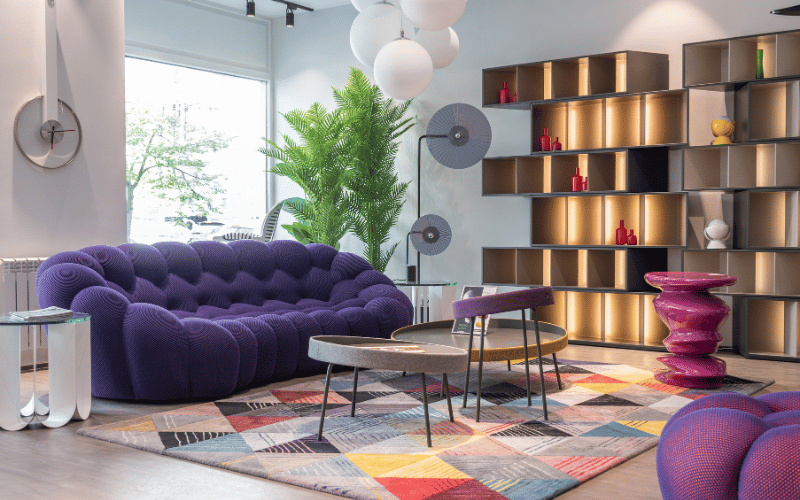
[392,318,568,420]
[308,336,468,447]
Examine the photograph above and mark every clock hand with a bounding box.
[50,126,55,150]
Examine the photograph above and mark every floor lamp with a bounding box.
[408,103,492,283]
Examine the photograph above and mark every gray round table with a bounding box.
[308,336,469,447]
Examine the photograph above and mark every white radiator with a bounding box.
[1,258,49,366]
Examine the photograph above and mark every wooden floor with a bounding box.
[3,345,798,500]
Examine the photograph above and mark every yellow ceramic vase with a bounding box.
[711,116,735,145]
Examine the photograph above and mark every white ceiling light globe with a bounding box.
[415,27,459,69]
[351,0,377,12]
[350,3,416,67]
[400,0,467,31]
[374,37,433,100]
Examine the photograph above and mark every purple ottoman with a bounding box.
[36,240,413,400]
[657,391,800,500]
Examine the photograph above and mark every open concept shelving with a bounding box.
[480,29,800,361]
[482,49,686,350]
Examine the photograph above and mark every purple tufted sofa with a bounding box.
[36,240,413,401]
[657,391,800,500]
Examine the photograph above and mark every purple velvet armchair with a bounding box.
[36,240,413,401]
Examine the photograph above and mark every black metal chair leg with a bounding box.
[318,363,333,441]
[443,373,454,422]
[422,372,432,447]
[462,317,476,409]
[475,316,487,423]
[533,308,548,420]
[553,353,563,390]
[507,360,511,371]
[522,309,532,407]
[350,366,359,417]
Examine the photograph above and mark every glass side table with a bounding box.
[393,281,457,324]
[0,313,91,430]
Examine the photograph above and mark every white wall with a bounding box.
[125,0,271,79]
[0,1,126,259]
[272,0,800,288]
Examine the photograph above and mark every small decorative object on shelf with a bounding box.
[539,128,551,152]
[627,229,637,245]
[616,219,627,245]
[511,92,517,103]
[552,136,562,151]
[756,48,764,79]
[711,116,735,145]
[582,177,588,191]
[571,167,583,192]
[499,81,511,104]
[704,219,730,249]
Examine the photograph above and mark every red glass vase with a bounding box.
[583,177,588,191]
[500,82,511,104]
[616,220,627,245]
[552,137,562,150]
[540,128,551,152]
[571,167,583,192]
[627,229,637,245]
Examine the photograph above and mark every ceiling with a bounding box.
[192,0,351,18]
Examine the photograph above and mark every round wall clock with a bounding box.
[14,96,83,169]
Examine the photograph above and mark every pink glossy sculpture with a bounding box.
[644,272,737,389]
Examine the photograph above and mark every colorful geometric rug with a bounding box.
[78,359,771,500]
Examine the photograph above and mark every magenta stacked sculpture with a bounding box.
[644,272,737,389]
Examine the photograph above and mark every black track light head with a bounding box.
[246,0,255,17]
[772,4,800,15]
[286,6,294,27]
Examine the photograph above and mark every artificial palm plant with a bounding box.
[335,68,414,272]
[260,103,350,249]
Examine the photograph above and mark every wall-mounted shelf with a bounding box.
[483,147,669,196]
[483,50,669,108]
[530,89,687,152]
[733,189,800,248]
[530,193,686,246]
[684,29,800,88]
[483,246,668,291]
[683,141,800,190]
[533,290,671,347]
[742,297,799,359]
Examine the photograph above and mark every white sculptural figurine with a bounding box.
[704,219,731,249]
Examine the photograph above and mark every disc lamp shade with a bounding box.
[351,0,376,12]
[410,214,452,256]
[374,37,433,100]
[415,27,459,69]
[350,3,415,67]
[400,0,467,31]
[426,103,492,169]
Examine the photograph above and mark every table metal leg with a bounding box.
[0,325,26,431]
[317,363,333,441]
[533,309,548,420]
[475,316,487,423]
[553,354,563,390]
[443,373,453,422]
[421,372,432,447]
[462,317,476,409]
[350,367,359,417]
[521,310,532,407]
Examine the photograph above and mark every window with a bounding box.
[125,57,267,244]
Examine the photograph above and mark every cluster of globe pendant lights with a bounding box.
[350,0,466,100]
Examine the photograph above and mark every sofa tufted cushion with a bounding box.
[657,391,800,500]
[37,241,413,400]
